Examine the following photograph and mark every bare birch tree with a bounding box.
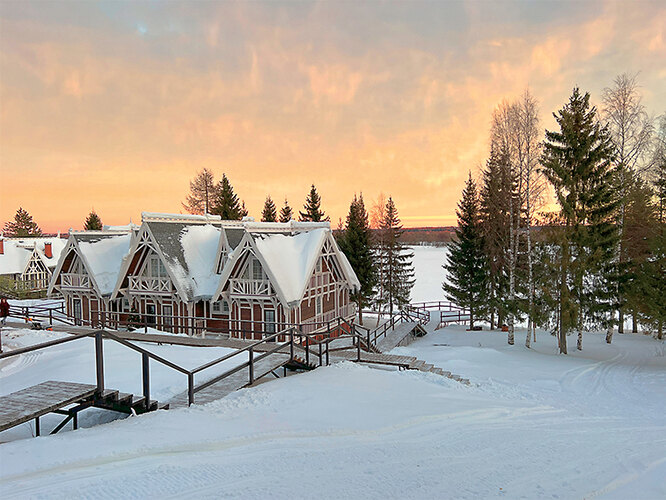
[602,73,655,340]
[514,89,545,347]
[491,101,520,345]
[182,168,216,215]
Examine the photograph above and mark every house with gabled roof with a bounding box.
[111,213,226,332]
[48,230,135,325]
[212,222,360,339]
[0,236,67,293]
[49,212,360,337]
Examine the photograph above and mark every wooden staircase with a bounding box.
[94,389,169,414]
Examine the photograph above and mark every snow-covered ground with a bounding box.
[0,327,244,442]
[1,324,664,499]
[0,244,664,499]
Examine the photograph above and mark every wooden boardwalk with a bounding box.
[168,354,292,408]
[375,321,420,352]
[0,381,97,433]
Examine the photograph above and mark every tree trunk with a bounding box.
[632,313,638,333]
[577,329,583,351]
[606,310,614,344]
[619,309,624,334]
[559,241,568,355]
[658,321,663,341]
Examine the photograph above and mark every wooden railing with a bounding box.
[0,324,374,406]
[129,276,172,294]
[229,278,272,296]
[61,273,91,289]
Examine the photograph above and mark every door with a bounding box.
[162,304,173,332]
[264,309,276,338]
[146,303,156,327]
[73,298,82,326]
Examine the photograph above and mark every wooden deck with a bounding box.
[0,381,97,433]
[375,321,420,352]
[168,354,292,408]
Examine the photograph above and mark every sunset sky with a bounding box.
[1,1,665,232]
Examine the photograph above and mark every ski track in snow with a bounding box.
[1,249,665,499]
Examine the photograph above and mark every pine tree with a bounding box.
[182,168,215,215]
[299,184,329,222]
[541,87,618,352]
[279,198,293,223]
[211,174,244,220]
[261,196,278,222]
[338,194,375,324]
[84,210,103,230]
[377,197,415,314]
[444,173,488,329]
[3,208,42,237]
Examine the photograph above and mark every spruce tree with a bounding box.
[84,210,103,230]
[211,174,244,220]
[643,121,666,339]
[541,87,618,352]
[299,184,329,222]
[479,146,514,329]
[377,197,415,314]
[444,173,488,329]
[182,168,215,214]
[261,196,278,222]
[279,198,293,223]
[338,194,375,324]
[3,208,42,237]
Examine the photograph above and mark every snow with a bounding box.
[1,242,664,498]
[253,228,328,305]
[77,234,132,295]
[0,237,67,275]
[142,212,222,222]
[0,326,245,441]
[179,224,221,298]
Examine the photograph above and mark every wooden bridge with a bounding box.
[0,302,472,438]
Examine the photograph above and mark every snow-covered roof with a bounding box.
[142,212,222,224]
[76,234,133,296]
[103,222,140,232]
[146,221,221,301]
[252,229,329,304]
[0,237,67,276]
[214,224,359,308]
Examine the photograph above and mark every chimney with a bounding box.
[44,242,52,258]
[0,239,4,255]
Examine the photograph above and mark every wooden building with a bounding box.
[0,237,67,293]
[48,230,134,325]
[50,213,359,337]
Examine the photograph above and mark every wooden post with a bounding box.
[287,329,292,360]
[35,416,40,437]
[248,346,254,385]
[95,331,104,393]
[305,337,310,366]
[318,341,323,366]
[49,309,53,326]
[188,373,194,406]
[142,352,150,408]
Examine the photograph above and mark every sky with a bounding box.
[1,0,665,232]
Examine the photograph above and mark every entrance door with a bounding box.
[73,298,82,326]
[162,304,173,332]
[146,303,156,327]
[264,309,276,338]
